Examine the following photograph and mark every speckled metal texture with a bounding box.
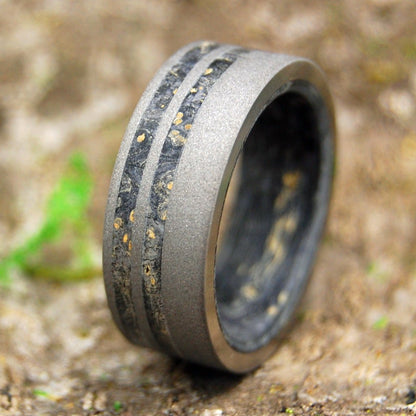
[103,41,335,373]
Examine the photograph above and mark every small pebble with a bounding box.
[201,409,223,416]
[94,391,107,412]
[81,392,94,411]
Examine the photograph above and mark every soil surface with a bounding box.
[1,1,416,415]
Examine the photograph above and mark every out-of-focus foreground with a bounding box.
[0,1,416,415]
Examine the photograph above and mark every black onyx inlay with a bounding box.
[141,49,247,351]
[111,42,219,343]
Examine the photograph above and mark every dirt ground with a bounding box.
[1,0,416,415]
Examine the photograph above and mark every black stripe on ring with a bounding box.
[141,48,247,350]
[111,42,219,341]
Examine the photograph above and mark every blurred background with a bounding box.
[0,0,415,415]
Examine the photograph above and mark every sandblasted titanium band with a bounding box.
[103,41,335,373]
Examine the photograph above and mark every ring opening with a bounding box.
[215,81,329,353]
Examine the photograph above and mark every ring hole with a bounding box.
[215,82,328,352]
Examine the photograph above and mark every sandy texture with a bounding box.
[1,0,416,414]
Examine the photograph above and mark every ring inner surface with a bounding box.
[215,82,324,353]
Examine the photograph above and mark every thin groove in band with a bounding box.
[141,48,247,350]
[110,42,219,341]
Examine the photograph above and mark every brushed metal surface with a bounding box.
[103,41,335,373]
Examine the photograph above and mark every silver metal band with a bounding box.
[103,41,335,373]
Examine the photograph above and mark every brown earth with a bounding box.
[0,0,416,415]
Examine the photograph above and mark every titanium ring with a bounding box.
[103,41,335,373]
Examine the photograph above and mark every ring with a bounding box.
[103,41,335,373]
